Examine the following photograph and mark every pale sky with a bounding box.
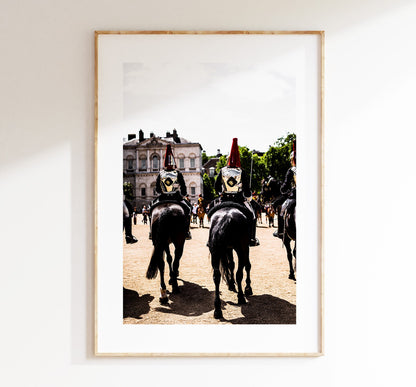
[123,60,296,155]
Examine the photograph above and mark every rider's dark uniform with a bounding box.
[280,166,296,200]
[213,138,260,247]
[149,144,192,240]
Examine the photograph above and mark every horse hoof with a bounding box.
[244,287,253,296]
[228,285,237,293]
[159,297,169,305]
[237,295,247,305]
[289,274,296,281]
[214,309,223,319]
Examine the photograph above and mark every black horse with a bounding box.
[261,176,282,204]
[261,177,296,281]
[146,203,188,304]
[280,200,296,281]
[207,203,253,319]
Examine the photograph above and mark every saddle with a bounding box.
[207,200,253,221]
[150,199,191,216]
[281,198,296,217]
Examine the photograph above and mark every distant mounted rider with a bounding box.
[214,138,260,247]
[198,193,204,206]
[150,144,192,240]
[274,140,296,238]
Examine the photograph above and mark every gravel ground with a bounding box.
[123,214,296,324]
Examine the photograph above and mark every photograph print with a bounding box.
[96,31,323,356]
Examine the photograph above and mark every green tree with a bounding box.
[262,133,296,181]
[202,151,209,165]
[216,154,227,172]
[123,182,134,200]
[202,173,217,200]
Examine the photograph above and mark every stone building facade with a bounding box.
[123,129,203,209]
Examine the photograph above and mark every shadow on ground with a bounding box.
[226,294,296,324]
[123,287,154,319]
[154,280,215,317]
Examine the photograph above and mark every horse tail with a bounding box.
[146,244,164,279]
[218,249,233,284]
[146,211,170,279]
[209,216,233,283]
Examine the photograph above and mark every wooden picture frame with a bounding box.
[95,30,324,356]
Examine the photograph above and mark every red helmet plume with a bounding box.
[163,144,176,170]
[290,139,296,162]
[227,138,241,168]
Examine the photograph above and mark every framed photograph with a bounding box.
[95,31,324,356]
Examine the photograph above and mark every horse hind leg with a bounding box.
[226,249,236,292]
[166,246,175,285]
[235,257,247,305]
[170,243,184,294]
[158,255,169,304]
[212,253,223,319]
[284,238,296,281]
[236,245,252,296]
[244,258,253,296]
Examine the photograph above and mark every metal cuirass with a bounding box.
[221,167,243,193]
[291,166,297,187]
[159,170,180,194]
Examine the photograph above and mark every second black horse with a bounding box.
[207,203,253,319]
[146,202,188,304]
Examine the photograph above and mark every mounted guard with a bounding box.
[273,140,296,239]
[213,138,260,247]
[149,144,192,240]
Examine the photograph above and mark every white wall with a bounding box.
[1,1,415,386]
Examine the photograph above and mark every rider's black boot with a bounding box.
[185,216,192,240]
[273,214,284,239]
[249,219,260,246]
[124,216,138,243]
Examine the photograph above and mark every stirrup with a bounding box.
[249,238,260,246]
[273,230,283,239]
[126,235,138,244]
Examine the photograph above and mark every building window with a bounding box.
[179,157,185,169]
[152,155,159,171]
[209,167,215,177]
[191,186,196,196]
[190,158,195,169]
[141,187,146,197]
[126,156,134,171]
[140,158,147,170]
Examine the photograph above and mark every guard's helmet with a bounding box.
[290,140,296,163]
[227,138,241,168]
[163,144,176,170]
